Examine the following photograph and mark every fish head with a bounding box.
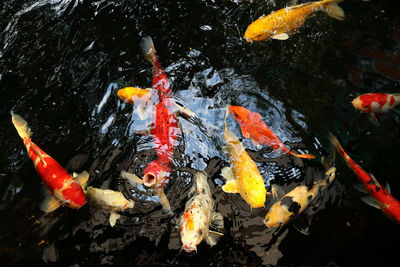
[179,207,208,253]
[351,96,365,112]
[117,87,151,105]
[229,105,250,122]
[143,159,171,188]
[264,202,292,228]
[243,18,271,42]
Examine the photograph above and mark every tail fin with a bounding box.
[323,0,345,21]
[328,132,346,157]
[140,36,156,64]
[11,112,33,140]
[288,151,316,159]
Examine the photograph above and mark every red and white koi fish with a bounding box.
[121,36,179,213]
[11,112,89,212]
[351,93,400,123]
[228,105,315,159]
[179,171,223,253]
[329,133,400,225]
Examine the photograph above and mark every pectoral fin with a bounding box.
[210,212,224,229]
[75,171,89,187]
[292,216,310,236]
[205,230,223,247]
[271,184,285,200]
[221,167,235,181]
[361,196,381,209]
[222,180,239,194]
[120,171,143,187]
[240,125,251,139]
[40,195,62,213]
[271,33,289,40]
[369,113,380,126]
[353,183,368,193]
[109,212,120,227]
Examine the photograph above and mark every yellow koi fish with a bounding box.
[244,0,345,42]
[221,107,270,209]
[85,186,134,227]
[264,167,336,234]
[179,171,224,253]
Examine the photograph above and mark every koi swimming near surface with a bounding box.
[244,0,345,42]
[11,112,89,212]
[228,105,315,159]
[329,133,400,225]
[179,171,224,253]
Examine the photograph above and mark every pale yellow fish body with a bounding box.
[244,0,344,42]
[222,126,268,209]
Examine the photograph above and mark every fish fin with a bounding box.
[288,150,316,159]
[361,196,381,209]
[385,182,391,194]
[210,212,224,229]
[40,195,62,213]
[109,212,120,227]
[205,231,223,247]
[292,216,310,236]
[271,33,289,40]
[140,36,156,64]
[136,105,152,120]
[120,171,143,187]
[75,171,89,188]
[250,138,261,148]
[240,125,251,139]
[11,112,33,140]
[323,0,345,21]
[221,167,235,181]
[176,104,196,120]
[369,113,380,126]
[156,188,173,215]
[271,184,285,200]
[353,183,368,194]
[222,180,239,194]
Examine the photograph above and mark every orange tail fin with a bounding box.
[288,151,316,159]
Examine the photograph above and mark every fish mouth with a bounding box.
[181,244,197,253]
[143,172,157,187]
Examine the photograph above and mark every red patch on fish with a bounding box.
[359,93,389,112]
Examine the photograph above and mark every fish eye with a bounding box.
[198,229,203,235]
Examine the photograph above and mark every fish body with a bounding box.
[85,186,134,227]
[351,93,400,122]
[221,107,268,209]
[329,133,400,224]
[229,105,315,159]
[264,167,336,229]
[179,172,223,252]
[11,112,88,212]
[244,0,345,42]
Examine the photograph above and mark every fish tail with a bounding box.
[288,150,316,159]
[140,36,157,64]
[11,112,33,140]
[322,0,345,21]
[224,105,230,134]
[328,132,351,164]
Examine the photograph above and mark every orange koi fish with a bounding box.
[329,133,400,225]
[244,0,345,42]
[179,172,223,253]
[11,112,88,212]
[351,93,400,123]
[117,87,152,120]
[228,105,315,159]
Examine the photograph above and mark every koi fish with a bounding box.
[264,167,336,234]
[329,133,400,225]
[117,87,153,120]
[11,112,89,212]
[351,93,400,123]
[120,36,179,213]
[85,186,134,227]
[244,0,345,42]
[221,107,269,209]
[179,171,224,253]
[228,105,315,159]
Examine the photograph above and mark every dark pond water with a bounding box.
[1,0,400,266]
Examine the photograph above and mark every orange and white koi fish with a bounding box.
[221,107,269,209]
[329,133,400,225]
[85,186,134,227]
[117,87,153,120]
[179,171,224,253]
[229,105,315,159]
[11,112,88,212]
[351,93,400,123]
[264,167,336,234]
[244,0,345,42]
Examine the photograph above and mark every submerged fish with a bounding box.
[351,93,400,123]
[11,112,88,212]
[179,171,224,253]
[329,133,400,225]
[229,105,315,159]
[244,0,345,42]
[221,107,269,209]
[264,167,336,234]
[117,87,153,120]
[85,186,134,227]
